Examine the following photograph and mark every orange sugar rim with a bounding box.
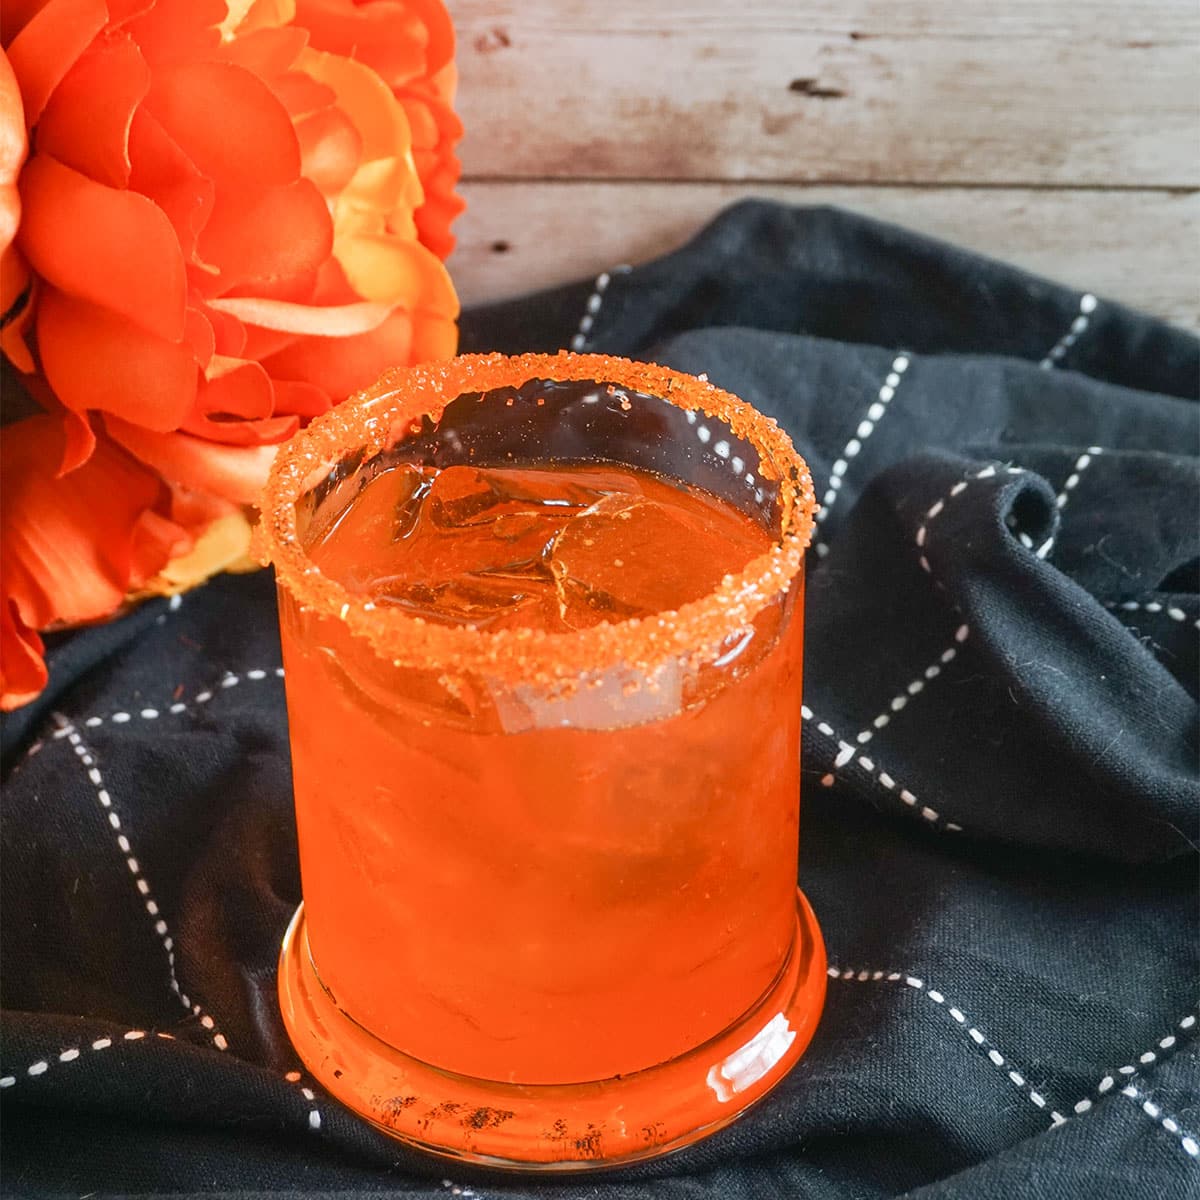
[257,352,817,683]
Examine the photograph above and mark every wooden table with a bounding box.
[447,1,1199,331]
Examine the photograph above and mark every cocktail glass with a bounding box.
[258,352,824,1168]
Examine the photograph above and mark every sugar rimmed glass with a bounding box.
[258,352,824,1168]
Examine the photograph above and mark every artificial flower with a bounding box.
[0,0,462,710]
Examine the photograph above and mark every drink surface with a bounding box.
[308,461,773,632]
[281,458,804,1085]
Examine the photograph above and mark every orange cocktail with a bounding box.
[261,353,824,1167]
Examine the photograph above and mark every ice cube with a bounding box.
[390,464,438,542]
[494,657,684,733]
[374,576,553,630]
[549,493,744,625]
[426,465,642,530]
[369,465,652,632]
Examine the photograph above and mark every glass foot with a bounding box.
[278,890,826,1170]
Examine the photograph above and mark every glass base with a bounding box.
[278,890,826,1170]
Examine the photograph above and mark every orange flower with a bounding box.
[1,412,192,707]
[290,0,464,259]
[0,0,462,709]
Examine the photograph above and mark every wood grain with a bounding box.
[451,1,1200,40]
[449,2,1198,187]
[445,2,1198,330]
[451,182,1200,330]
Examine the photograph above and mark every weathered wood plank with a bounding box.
[451,1,1199,40]
[451,182,1200,331]
[447,4,1197,187]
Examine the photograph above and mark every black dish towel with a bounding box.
[2,202,1198,1199]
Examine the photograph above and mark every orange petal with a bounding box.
[0,49,28,186]
[2,2,55,47]
[399,87,464,147]
[413,154,464,259]
[1,415,179,634]
[296,104,360,195]
[36,34,150,188]
[1,241,31,329]
[136,510,256,599]
[5,0,107,128]
[105,416,278,506]
[130,507,192,589]
[0,367,97,473]
[225,0,297,36]
[145,60,300,188]
[239,323,300,362]
[121,0,224,68]
[335,230,458,315]
[297,46,410,163]
[195,354,274,420]
[1,597,47,711]
[127,106,215,267]
[168,482,239,531]
[269,70,335,120]
[429,59,459,107]
[195,176,331,298]
[18,154,187,341]
[181,411,298,446]
[405,0,456,77]
[184,305,215,366]
[0,259,36,371]
[37,286,198,430]
[333,155,422,239]
[232,268,320,305]
[215,24,307,78]
[398,89,464,259]
[293,0,425,86]
[205,294,394,336]
[401,79,464,139]
[271,377,330,418]
[260,305,413,400]
[198,302,248,356]
[22,380,99,473]
[56,405,96,473]
[308,254,357,303]
[105,0,157,26]
[409,309,457,363]
[1,322,36,372]
[399,92,438,150]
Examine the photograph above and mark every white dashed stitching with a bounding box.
[849,626,969,747]
[916,463,1026,578]
[905,464,1028,751]
[283,1069,324,1133]
[58,670,284,732]
[814,353,910,558]
[1039,293,1097,370]
[828,965,1060,1121]
[1054,446,1103,513]
[1072,1010,1198,1122]
[56,721,229,1052]
[0,1029,183,1091]
[1118,1084,1199,1160]
[801,707,962,832]
[1053,446,1104,523]
[1106,600,1200,632]
[570,265,631,352]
